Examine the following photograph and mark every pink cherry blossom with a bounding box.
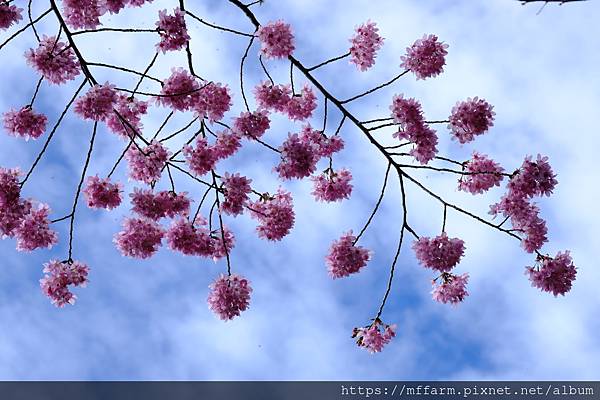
[213,131,241,160]
[125,141,170,184]
[276,131,320,180]
[14,203,58,252]
[449,97,495,144]
[285,85,317,121]
[0,167,32,238]
[156,68,200,112]
[326,231,371,278]
[193,82,232,122]
[156,7,190,53]
[311,168,353,202]
[83,175,123,210]
[207,273,252,320]
[249,189,295,241]
[526,251,577,297]
[74,83,118,121]
[114,217,164,259]
[130,188,190,220]
[401,34,448,80]
[232,110,270,139]
[2,107,47,140]
[257,20,295,59]
[40,259,89,307]
[62,0,103,29]
[25,36,80,85]
[458,153,504,194]
[349,21,384,71]
[432,272,469,304]
[221,173,252,216]
[210,227,235,261]
[254,81,292,112]
[0,3,22,30]
[353,321,396,353]
[183,137,218,176]
[390,94,424,128]
[166,218,213,257]
[413,233,465,272]
[508,154,557,198]
[105,94,148,139]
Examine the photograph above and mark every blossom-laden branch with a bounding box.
[0,0,577,353]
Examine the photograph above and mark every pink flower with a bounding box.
[249,188,295,241]
[254,81,291,112]
[40,259,89,307]
[311,168,353,202]
[125,141,170,184]
[326,231,371,278]
[526,251,577,296]
[349,21,384,71]
[401,34,448,80]
[14,203,58,252]
[257,20,295,59]
[156,7,189,53]
[62,0,103,29]
[285,85,317,121]
[221,173,252,216]
[156,68,200,112]
[458,153,504,194]
[193,82,232,122]
[353,321,396,353]
[276,125,327,180]
[2,107,47,140]
[508,154,557,198]
[166,218,213,257]
[0,167,32,238]
[490,194,548,253]
[183,137,218,176]
[413,233,465,272]
[232,110,270,139]
[25,36,80,85]
[213,131,241,160]
[432,272,469,304]
[130,188,190,220]
[0,3,22,30]
[449,97,495,144]
[105,94,148,139]
[390,94,438,164]
[207,274,252,320]
[114,217,163,259]
[74,83,118,121]
[83,175,123,210]
[210,227,235,261]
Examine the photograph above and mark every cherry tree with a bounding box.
[0,0,577,353]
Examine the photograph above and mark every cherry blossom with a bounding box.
[352,320,396,353]
[401,34,448,80]
[40,259,89,307]
[0,3,22,30]
[25,36,80,85]
[14,203,58,252]
[311,168,353,202]
[432,272,469,304]
[156,7,190,53]
[114,217,164,259]
[249,189,295,241]
[458,153,504,194]
[526,251,577,296]
[83,175,123,210]
[2,107,47,140]
[326,231,371,278]
[413,233,465,272]
[349,21,384,71]
[257,20,295,59]
[125,141,170,184]
[207,273,252,320]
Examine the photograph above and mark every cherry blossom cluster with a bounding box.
[352,319,396,353]
[526,251,577,297]
[400,34,448,80]
[326,231,371,279]
[83,175,123,210]
[61,0,154,30]
[0,2,22,30]
[390,95,438,164]
[349,21,384,71]
[207,274,252,320]
[254,82,317,121]
[490,154,557,253]
[257,20,295,59]
[156,7,190,53]
[40,259,89,307]
[0,168,57,252]
[2,106,48,141]
[25,36,81,85]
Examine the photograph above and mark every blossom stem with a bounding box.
[340,70,410,104]
[307,51,351,72]
[352,162,391,245]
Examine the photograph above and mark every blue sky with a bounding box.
[0,0,599,380]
